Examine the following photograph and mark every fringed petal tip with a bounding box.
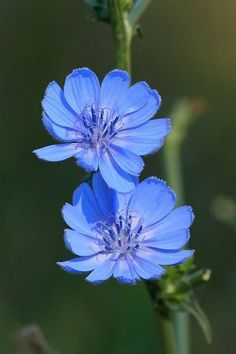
[115,276,138,285]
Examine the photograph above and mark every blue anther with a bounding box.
[102,127,108,138]
[100,109,104,122]
[82,116,88,128]
[108,228,115,241]
[91,108,96,122]
[112,116,119,125]
[128,215,132,228]
[110,132,117,140]
[103,237,110,245]
[119,215,123,229]
[135,225,143,238]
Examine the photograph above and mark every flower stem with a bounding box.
[161,315,179,354]
[107,0,133,72]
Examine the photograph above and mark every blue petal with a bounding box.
[99,151,135,193]
[118,82,151,116]
[72,183,104,223]
[143,229,190,250]
[122,90,161,129]
[155,249,195,266]
[112,188,134,215]
[118,119,171,155]
[85,257,116,284]
[75,148,99,172]
[132,254,166,280]
[42,113,80,142]
[92,173,134,218]
[62,203,95,236]
[64,229,100,256]
[57,253,108,273]
[109,144,144,176]
[137,248,194,266]
[100,70,130,109]
[42,81,77,128]
[146,206,195,235]
[64,68,100,114]
[109,176,138,214]
[33,143,80,161]
[129,177,176,228]
[113,256,140,284]
[92,173,114,217]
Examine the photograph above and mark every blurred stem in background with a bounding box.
[163,98,207,205]
[163,98,207,354]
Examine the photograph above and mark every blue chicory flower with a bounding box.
[57,173,194,284]
[33,68,171,192]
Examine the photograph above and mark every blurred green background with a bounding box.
[1,1,236,353]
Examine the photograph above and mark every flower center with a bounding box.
[97,213,143,255]
[75,106,122,157]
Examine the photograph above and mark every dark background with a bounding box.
[1,1,236,353]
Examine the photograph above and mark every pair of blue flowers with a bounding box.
[34,68,194,284]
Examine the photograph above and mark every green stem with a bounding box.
[163,99,199,354]
[173,312,190,354]
[163,142,184,205]
[164,127,190,352]
[145,281,179,354]
[161,315,178,354]
[108,0,133,72]
[163,99,196,205]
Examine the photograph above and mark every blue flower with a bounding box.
[57,173,194,284]
[33,68,171,192]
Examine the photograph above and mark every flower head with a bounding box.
[58,173,194,284]
[33,68,171,192]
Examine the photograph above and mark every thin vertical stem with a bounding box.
[145,281,179,354]
[164,139,190,354]
[164,134,189,350]
[172,312,190,354]
[161,316,179,354]
[163,99,199,354]
[107,0,132,72]
[163,141,184,205]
